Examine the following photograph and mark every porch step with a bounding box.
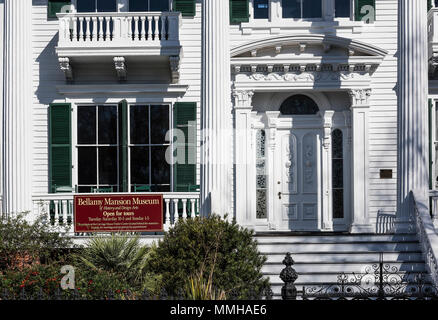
[258,242,420,253]
[262,262,427,274]
[255,233,429,299]
[263,252,424,263]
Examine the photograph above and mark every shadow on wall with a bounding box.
[376,210,396,234]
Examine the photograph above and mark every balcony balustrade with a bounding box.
[31,192,200,235]
[57,12,181,55]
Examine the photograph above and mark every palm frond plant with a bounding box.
[74,234,161,292]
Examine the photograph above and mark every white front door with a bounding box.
[274,128,322,231]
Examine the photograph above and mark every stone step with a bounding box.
[258,242,421,253]
[255,234,418,244]
[262,262,427,274]
[263,251,424,263]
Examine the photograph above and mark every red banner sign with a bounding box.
[74,194,163,233]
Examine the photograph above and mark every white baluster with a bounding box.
[91,16,97,41]
[165,198,171,226]
[85,17,91,41]
[105,17,111,40]
[140,16,146,40]
[72,17,78,41]
[133,16,139,40]
[182,199,187,220]
[78,17,84,41]
[146,16,152,40]
[54,200,60,227]
[153,16,159,40]
[62,200,68,225]
[98,16,104,41]
[190,199,196,217]
[128,16,133,40]
[173,199,179,224]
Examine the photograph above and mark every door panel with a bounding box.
[276,129,320,231]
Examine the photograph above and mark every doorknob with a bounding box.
[278,192,282,199]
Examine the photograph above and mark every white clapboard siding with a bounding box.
[31,0,203,193]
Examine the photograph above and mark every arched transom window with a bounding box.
[280,95,319,115]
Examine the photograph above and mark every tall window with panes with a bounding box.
[49,102,197,194]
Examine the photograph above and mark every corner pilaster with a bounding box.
[349,89,373,233]
[233,90,255,228]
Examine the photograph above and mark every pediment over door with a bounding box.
[230,34,388,91]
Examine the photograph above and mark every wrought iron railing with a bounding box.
[280,252,438,300]
[413,191,438,288]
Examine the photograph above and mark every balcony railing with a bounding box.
[31,192,200,235]
[56,12,181,56]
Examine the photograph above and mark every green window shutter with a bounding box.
[173,102,197,192]
[48,0,71,19]
[49,104,72,193]
[118,100,129,192]
[230,0,249,23]
[429,0,433,12]
[354,0,375,23]
[173,0,196,17]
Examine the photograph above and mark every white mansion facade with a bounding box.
[3,0,438,295]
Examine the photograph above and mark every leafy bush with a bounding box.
[74,234,161,293]
[0,264,135,300]
[0,213,74,270]
[146,215,269,299]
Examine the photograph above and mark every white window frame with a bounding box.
[127,103,173,192]
[73,103,120,193]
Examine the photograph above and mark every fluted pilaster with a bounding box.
[200,0,232,217]
[2,0,33,214]
[397,0,429,228]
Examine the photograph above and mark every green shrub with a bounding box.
[74,234,161,293]
[0,213,74,270]
[146,215,269,299]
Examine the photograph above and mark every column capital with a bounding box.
[233,89,254,109]
[349,88,372,108]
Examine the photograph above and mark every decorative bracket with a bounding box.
[323,111,335,149]
[59,57,73,81]
[113,57,127,81]
[169,56,180,84]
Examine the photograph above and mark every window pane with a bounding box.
[99,147,118,185]
[303,0,322,18]
[78,107,96,144]
[77,0,96,12]
[332,159,344,188]
[151,146,170,185]
[129,0,148,11]
[333,189,344,219]
[335,0,350,17]
[131,146,150,184]
[97,0,117,12]
[282,0,300,18]
[78,147,97,184]
[98,106,118,144]
[150,105,169,144]
[150,0,169,11]
[254,0,269,19]
[130,105,149,144]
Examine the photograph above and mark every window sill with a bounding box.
[239,19,373,35]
